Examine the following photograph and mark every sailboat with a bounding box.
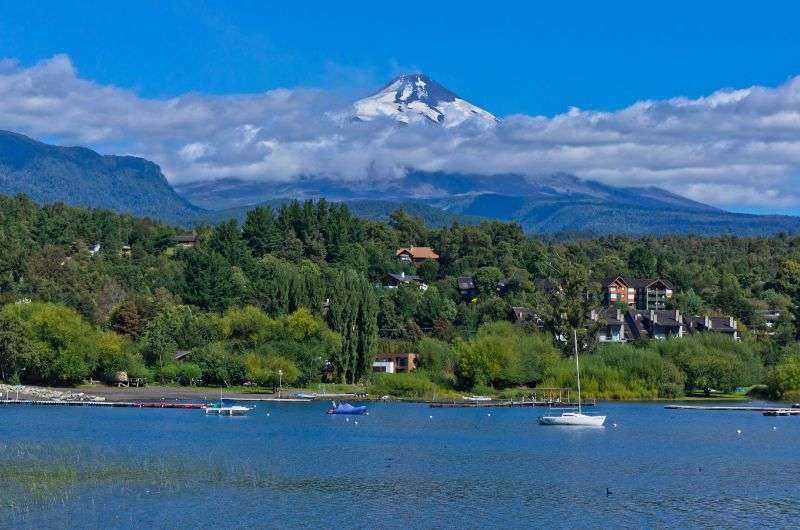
[538,329,606,427]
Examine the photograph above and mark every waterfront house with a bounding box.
[173,233,198,248]
[630,278,674,310]
[383,272,427,290]
[683,314,739,341]
[601,276,636,306]
[590,307,630,342]
[631,309,685,339]
[535,278,562,295]
[601,277,674,310]
[457,276,479,299]
[396,246,439,264]
[372,352,418,374]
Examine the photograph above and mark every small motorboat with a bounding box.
[326,401,367,415]
[293,392,318,399]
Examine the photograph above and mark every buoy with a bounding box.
[773,426,777,430]
[266,412,270,417]
[354,421,359,425]
[346,417,350,422]
[612,423,617,428]
[429,415,433,420]
[487,413,491,417]
[736,429,742,435]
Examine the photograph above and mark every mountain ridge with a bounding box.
[0,130,201,224]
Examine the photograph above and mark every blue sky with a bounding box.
[1,1,800,215]
[2,0,799,116]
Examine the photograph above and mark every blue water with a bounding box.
[2,402,799,529]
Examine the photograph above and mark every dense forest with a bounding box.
[1,193,800,400]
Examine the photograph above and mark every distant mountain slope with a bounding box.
[176,171,800,236]
[3,130,800,236]
[0,130,201,224]
[199,198,483,227]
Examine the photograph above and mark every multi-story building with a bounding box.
[601,277,674,310]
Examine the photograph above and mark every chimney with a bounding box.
[705,315,711,328]
[730,316,735,327]
[616,309,622,321]
[674,309,680,321]
[401,271,405,279]
[650,309,656,323]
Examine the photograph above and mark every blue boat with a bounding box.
[326,401,367,415]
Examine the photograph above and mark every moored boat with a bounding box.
[203,402,252,416]
[538,330,606,427]
[326,401,367,415]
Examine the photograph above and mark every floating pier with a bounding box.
[0,399,207,409]
[665,404,800,415]
[429,400,595,408]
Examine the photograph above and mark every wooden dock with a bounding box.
[0,399,207,409]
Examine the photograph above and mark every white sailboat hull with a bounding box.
[538,412,606,426]
[204,405,252,416]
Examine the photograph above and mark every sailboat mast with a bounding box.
[574,328,582,414]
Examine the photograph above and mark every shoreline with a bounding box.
[0,383,779,405]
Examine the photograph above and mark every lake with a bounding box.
[1,401,798,529]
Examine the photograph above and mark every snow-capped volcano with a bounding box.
[353,74,498,128]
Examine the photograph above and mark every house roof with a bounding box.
[386,272,422,284]
[457,276,475,290]
[634,309,683,327]
[624,278,674,290]
[174,350,191,361]
[534,279,560,294]
[395,246,439,259]
[595,307,625,325]
[601,276,629,288]
[173,234,197,243]
[709,316,737,332]
[511,306,538,322]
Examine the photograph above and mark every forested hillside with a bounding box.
[1,193,800,399]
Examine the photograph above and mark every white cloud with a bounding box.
[2,54,800,209]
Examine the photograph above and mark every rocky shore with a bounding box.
[0,384,106,402]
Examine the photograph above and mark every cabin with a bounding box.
[396,246,439,264]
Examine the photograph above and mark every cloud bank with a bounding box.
[2,54,800,210]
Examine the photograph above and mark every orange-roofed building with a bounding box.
[396,246,439,264]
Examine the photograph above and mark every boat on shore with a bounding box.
[463,395,493,402]
[539,330,606,427]
[326,401,367,415]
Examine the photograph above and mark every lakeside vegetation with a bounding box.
[1,193,800,400]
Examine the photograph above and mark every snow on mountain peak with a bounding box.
[353,74,498,128]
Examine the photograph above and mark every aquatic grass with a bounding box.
[0,442,229,512]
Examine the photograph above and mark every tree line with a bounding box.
[1,193,800,400]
